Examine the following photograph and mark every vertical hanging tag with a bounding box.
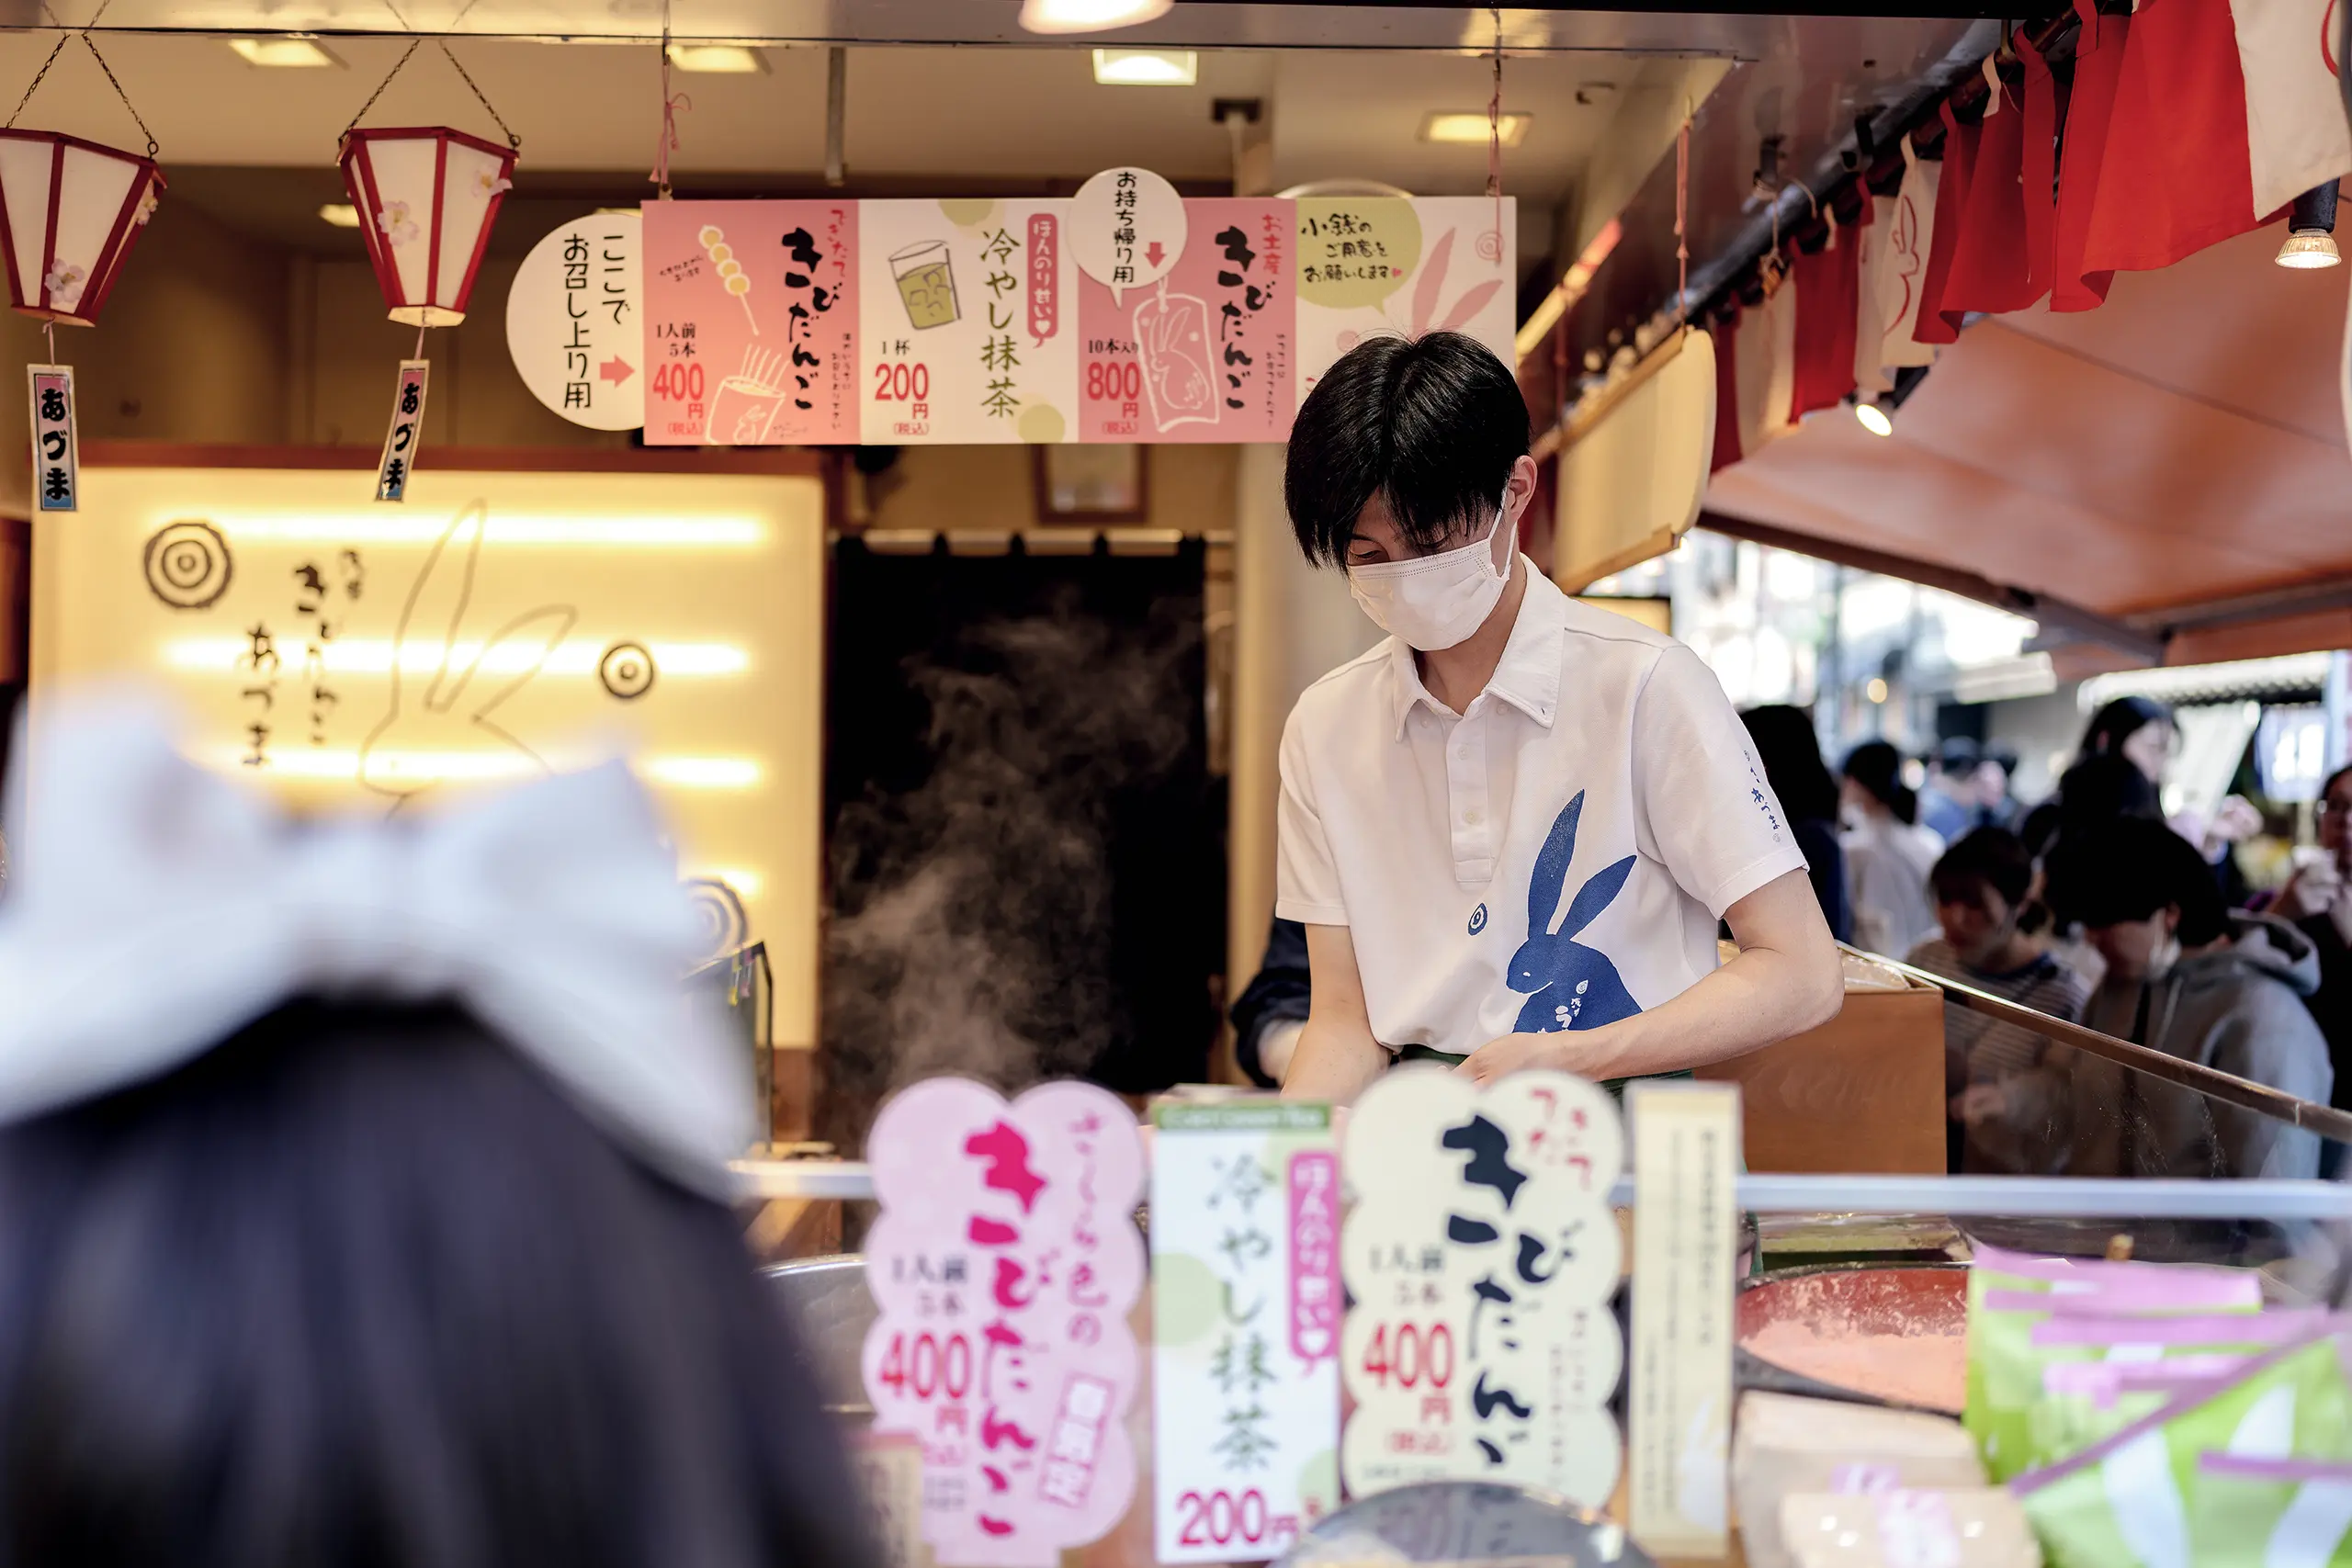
[1628,1080,1742,1559]
[28,365,78,513]
[375,359,430,503]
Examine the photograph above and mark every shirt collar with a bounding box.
[1385,560,1566,739]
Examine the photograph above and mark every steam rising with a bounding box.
[822,585,1204,1149]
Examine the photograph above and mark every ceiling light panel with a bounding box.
[1419,111,1531,146]
[1092,49,1197,85]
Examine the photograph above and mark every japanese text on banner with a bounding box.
[1150,1100,1340,1563]
[862,1079,1144,1567]
[28,366,77,513]
[375,360,429,504]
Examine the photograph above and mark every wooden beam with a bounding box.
[1695,511,2166,663]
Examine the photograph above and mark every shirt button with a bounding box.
[1464,809,1485,827]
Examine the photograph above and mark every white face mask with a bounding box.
[1346,502,1514,652]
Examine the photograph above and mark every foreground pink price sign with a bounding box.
[863,1077,1146,1567]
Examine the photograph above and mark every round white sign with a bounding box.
[505,210,644,431]
[1070,165,1185,305]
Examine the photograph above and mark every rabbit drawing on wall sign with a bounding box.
[359,502,577,803]
[1508,790,1640,1034]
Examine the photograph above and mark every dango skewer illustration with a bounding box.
[699,223,759,334]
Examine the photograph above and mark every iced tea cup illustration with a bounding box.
[890,240,959,331]
[1134,289,1218,431]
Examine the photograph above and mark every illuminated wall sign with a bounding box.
[31,464,826,1052]
[637,190,1516,446]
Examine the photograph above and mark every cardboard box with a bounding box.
[1697,966,1947,1176]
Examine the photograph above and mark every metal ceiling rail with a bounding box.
[1878,954,2352,1145]
[729,1160,2352,1220]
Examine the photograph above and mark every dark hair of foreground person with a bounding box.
[0,998,876,1568]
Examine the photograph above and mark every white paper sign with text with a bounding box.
[1150,1099,1341,1563]
[1340,1067,1625,1508]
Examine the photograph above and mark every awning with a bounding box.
[1701,222,2352,667]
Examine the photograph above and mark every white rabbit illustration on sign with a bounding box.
[358,502,577,803]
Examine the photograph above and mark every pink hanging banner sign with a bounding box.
[1075,197,1295,444]
[862,1077,1146,1568]
[640,199,860,446]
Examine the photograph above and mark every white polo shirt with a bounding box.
[1275,563,1808,1058]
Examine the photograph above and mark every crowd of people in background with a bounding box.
[1238,691,2352,1181]
[1802,695,2342,1181]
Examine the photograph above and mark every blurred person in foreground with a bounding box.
[1739,705,1853,944]
[1840,739,1944,960]
[2266,762,2352,1112]
[0,694,876,1568]
[2044,815,2332,1179]
[1905,829,2091,1176]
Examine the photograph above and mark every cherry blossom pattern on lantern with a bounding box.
[862,1077,1146,1567]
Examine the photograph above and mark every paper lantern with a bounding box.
[0,130,163,327]
[339,126,516,327]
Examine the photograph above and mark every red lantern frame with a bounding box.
[0,129,164,328]
[338,124,516,327]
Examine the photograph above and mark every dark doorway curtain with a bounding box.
[822,536,1220,1150]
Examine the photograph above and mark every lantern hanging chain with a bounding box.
[650,0,690,198]
[344,35,519,151]
[77,32,155,157]
[435,41,518,150]
[3,33,71,131]
[344,36,424,138]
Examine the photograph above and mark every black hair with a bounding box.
[1739,705,1839,824]
[1283,330,1530,567]
[2078,695,2173,764]
[1931,736,1981,778]
[1930,826,2035,909]
[2323,762,2352,805]
[1841,739,1919,826]
[2041,816,2229,946]
[0,998,877,1568]
[2056,752,2165,839]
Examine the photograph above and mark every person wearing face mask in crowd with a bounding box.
[2263,763,2352,1113]
[1839,740,1945,960]
[2043,816,2332,1179]
[1905,829,2091,1176]
[1271,332,1841,1105]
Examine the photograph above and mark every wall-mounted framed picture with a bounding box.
[1034,444,1148,523]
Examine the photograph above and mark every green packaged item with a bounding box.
[2190,1456,2352,1566]
[2020,1309,2339,1473]
[2012,1333,2352,1568]
[1964,1245,2265,1480]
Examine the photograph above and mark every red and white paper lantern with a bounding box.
[338,125,515,326]
[0,130,163,327]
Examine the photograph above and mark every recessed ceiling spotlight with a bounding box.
[1092,48,1196,85]
[1419,111,1531,146]
[229,37,343,68]
[1020,0,1173,34]
[665,43,768,73]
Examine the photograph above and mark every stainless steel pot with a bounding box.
[764,1252,877,1420]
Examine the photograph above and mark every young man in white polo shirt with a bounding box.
[1274,332,1843,1104]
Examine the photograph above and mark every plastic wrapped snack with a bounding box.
[1781,1489,2041,1568]
[2012,1333,2352,1568]
[1734,1392,1985,1568]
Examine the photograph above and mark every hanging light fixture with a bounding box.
[334,39,521,502]
[0,30,165,516]
[1849,363,1931,437]
[339,124,517,324]
[0,34,163,329]
[2275,181,2340,270]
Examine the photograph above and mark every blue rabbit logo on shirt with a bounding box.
[1508,790,1641,1032]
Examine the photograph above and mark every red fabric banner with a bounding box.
[2081,0,2261,276]
[2052,0,2129,310]
[1789,218,1862,417]
[1912,101,1975,345]
[1710,317,1743,471]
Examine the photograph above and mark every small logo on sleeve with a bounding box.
[1467,903,1488,936]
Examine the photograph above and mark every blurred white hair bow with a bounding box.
[0,689,754,1200]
